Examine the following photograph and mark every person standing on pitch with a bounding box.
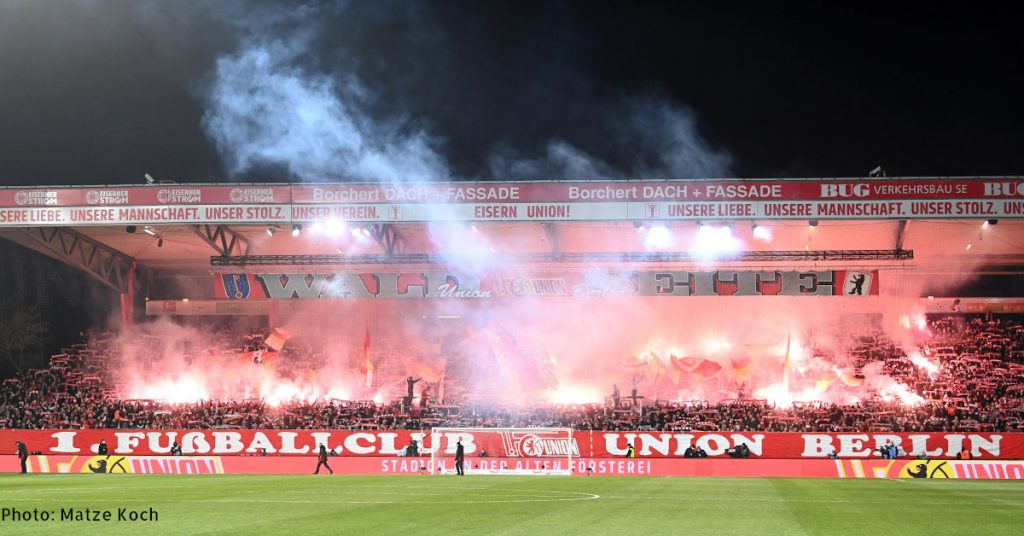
[315,444,333,475]
[455,440,465,476]
[16,440,28,474]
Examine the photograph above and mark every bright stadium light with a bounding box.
[691,224,742,258]
[291,224,302,237]
[752,222,772,241]
[644,225,673,249]
[325,219,345,236]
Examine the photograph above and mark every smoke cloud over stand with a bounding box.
[197,2,731,182]
[108,285,974,410]
[51,2,986,412]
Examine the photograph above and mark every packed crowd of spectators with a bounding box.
[2,315,1023,432]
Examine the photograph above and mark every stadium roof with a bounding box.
[2,219,1022,272]
[0,178,1022,289]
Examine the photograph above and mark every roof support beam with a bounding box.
[541,223,561,257]
[6,227,135,292]
[211,249,915,267]
[368,224,403,256]
[896,220,910,250]
[193,225,250,257]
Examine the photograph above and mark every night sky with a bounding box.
[0,0,1021,371]
[0,0,1020,185]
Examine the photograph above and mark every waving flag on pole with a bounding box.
[782,333,792,390]
[671,356,723,377]
[660,354,681,385]
[730,356,753,379]
[840,370,864,387]
[815,372,837,391]
[623,355,649,368]
[364,324,374,388]
[264,328,291,351]
[647,352,670,382]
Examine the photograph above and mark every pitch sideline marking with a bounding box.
[7,492,1023,508]
[2,495,602,505]
[2,484,601,505]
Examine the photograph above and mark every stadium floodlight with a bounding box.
[291,224,302,237]
[752,222,772,241]
[985,219,998,226]
[692,224,742,258]
[808,220,819,227]
[143,226,157,236]
[266,226,276,237]
[429,427,575,476]
[144,173,156,184]
[869,166,884,177]
[644,225,673,249]
[324,219,346,236]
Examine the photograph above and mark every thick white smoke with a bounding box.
[184,3,956,411]
[113,318,362,405]
[201,29,451,181]
[198,4,730,182]
[488,97,732,180]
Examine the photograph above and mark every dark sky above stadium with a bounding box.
[0,0,1020,186]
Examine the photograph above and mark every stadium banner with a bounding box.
[146,299,275,316]
[11,455,224,474]
[5,455,1024,479]
[922,297,1024,314]
[832,458,1024,479]
[0,204,292,226]
[210,270,880,300]
[1,430,1020,460]
[1,200,1021,226]
[2,179,1023,207]
[1,178,1023,226]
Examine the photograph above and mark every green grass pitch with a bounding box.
[2,474,1023,535]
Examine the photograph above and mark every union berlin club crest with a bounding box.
[221,274,251,299]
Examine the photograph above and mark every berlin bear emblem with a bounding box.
[844,271,872,296]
